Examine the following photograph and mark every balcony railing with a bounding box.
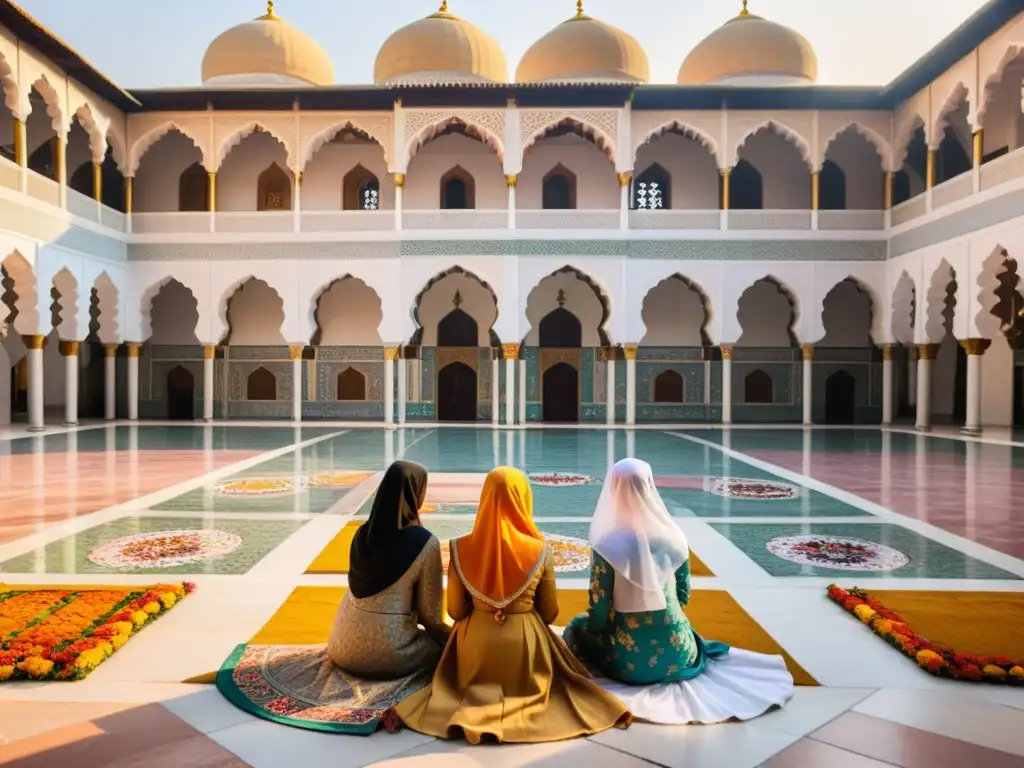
[66,188,97,222]
[0,156,20,192]
[516,210,620,230]
[26,172,60,208]
[302,211,394,232]
[629,210,720,230]
[931,173,973,210]
[728,210,812,230]
[891,195,927,227]
[403,210,508,230]
[980,146,1024,192]
[133,212,210,234]
[817,210,886,230]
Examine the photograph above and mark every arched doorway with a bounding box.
[437,362,477,421]
[543,362,579,423]
[166,366,195,420]
[824,370,856,424]
[538,308,582,347]
[437,309,478,347]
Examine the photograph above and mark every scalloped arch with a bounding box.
[893,113,927,169]
[92,271,120,344]
[641,273,713,346]
[924,260,957,343]
[978,44,1024,124]
[302,120,390,171]
[217,123,294,171]
[71,103,108,163]
[129,122,205,176]
[310,274,383,345]
[0,52,18,117]
[139,276,198,341]
[633,121,721,167]
[933,81,971,144]
[410,266,500,346]
[218,275,286,345]
[736,274,801,345]
[1,249,38,335]
[28,75,64,137]
[732,121,813,169]
[821,122,891,171]
[521,117,615,163]
[890,271,916,345]
[407,117,504,162]
[524,264,613,345]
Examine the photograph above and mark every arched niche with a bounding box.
[653,369,684,403]
[821,126,885,210]
[744,369,774,403]
[337,367,366,401]
[730,160,763,210]
[437,309,478,347]
[223,279,286,345]
[412,268,498,347]
[439,165,475,209]
[524,267,609,347]
[247,367,277,401]
[640,275,709,347]
[542,164,577,210]
[634,128,718,209]
[312,277,383,346]
[734,126,810,209]
[405,122,502,211]
[303,124,389,212]
[257,162,292,211]
[520,120,617,210]
[178,162,209,212]
[342,164,380,211]
[820,279,874,346]
[736,278,797,347]
[633,163,671,210]
[218,128,290,212]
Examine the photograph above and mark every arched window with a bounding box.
[744,369,774,404]
[247,367,277,400]
[730,160,763,210]
[179,162,209,211]
[437,308,479,347]
[337,367,367,400]
[819,159,846,210]
[440,166,475,209]
[342,164,380,211]
[634,163,671,210]
[937,126,971,184]
[101,150,126,212]
[69,162,93,198]
[257,162,292,211]
[892,170,911,206]
[542,164,576,209]
[653,370,684,403]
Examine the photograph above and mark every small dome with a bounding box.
[201,2,334,87]
[374,2,508,85]
[516,2,648,83]
[678,2,817,87]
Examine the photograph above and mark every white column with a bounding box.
[289,345,304,423]
[491,357,500,426]
[605,350,616,426]
[104,343,117,421]
[518,359,527,426]
[507,175,516,229]
[625,345,637,426]
[383,347,396,426]
[881,345,894,425]
[203,345,215,421]
[915,344,936,431]
[394,174,404,231]
[721,345,733,425]
[126,344,140,421]
[618,172,630,230]
[961,339,990,436]
[907,346,917,407]
[503,344,517,427]
[397,354,407,425]
[25,335,45,432]
[802,344,813,426]
[61,340,79,426]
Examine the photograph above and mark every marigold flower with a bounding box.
[854,605,877,623]
[0,665,14,681]
[131,610,148,627]
[142,602,161,615]
[17,656,54,679]
[1009,666,1024,681]
[982,664,1007,681]
[159,593,176,609]
[873,619,894,635]
[961,664,983,681]
[110,634,128,650]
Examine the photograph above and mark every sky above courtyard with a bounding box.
[16,0,989,88]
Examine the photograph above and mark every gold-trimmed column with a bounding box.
[383,346,399,426]
[203,344,216,421]
[103,343,118,420]
[124,177,133,215]
[972,130,984,169]
[926,149,936,190]
[502,343,519,427]
[394,172,405,231]
[23,334,46,431]
[290,344,305,423]
[13,119,26,167]
[293,170,302,233]
[881,344,894,425]
[810,171,820,211]
[720,168,731,211]
[801,343,814,425]
[54,135,67,206]
[60,340,80,426]
[617,171,631,230]
[624,344,637,426]
[92,161,103,203]
[506,174,517,230]
[883,170,893,211]
[915,343,939,431]
[720,344,733,425]
[125,343,141,420]
[960,338,991,435]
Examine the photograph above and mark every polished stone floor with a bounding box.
[0,424,1022,767]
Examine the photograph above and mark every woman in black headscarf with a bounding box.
[327,461,448,679]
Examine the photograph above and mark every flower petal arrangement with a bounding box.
[826,585,1024,685]
[0,583,195,682]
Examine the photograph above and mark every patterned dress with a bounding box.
[564,552,727,685]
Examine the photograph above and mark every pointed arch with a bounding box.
[731,120,813,169]
[979,44,1024,124]
[257,162,292,211]
[27,75,63,137]
[542,163,577,209]
[129,121,206,176]
[302,119,390,170]
[893,114,928,169]
[640,274,711,347]
[51,267,79,340]
[439,165,475,209]
[343,164,380,211]
[736,276,799,347]
[411,266,499,347]
[820,277,875,346]
[91,271,120,344]
[310,275,383,346]
[821,122,891,172]
[337,367,367,401]
[216,122,294,170]
[633,162,671,210]
[139,276,200,342]
[71,103,108,163]
[934,81,971,142]
[247,367,277,401]
[522,116,615,163]
[632,120,721,167]
[1,250,38,335]
[221,277,286,346]
[407,116,504,163]
[525,265,612,347]
[925,260,958,343]
[891,271,916,345]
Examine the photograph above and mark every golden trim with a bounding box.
[384,347,400,361]
[104,343,119,357]
[22,334,46,351]
[617,171,632,189]
[124,177,133,215]
[203,345,217,360]
[720,344,734,361]
[883,170,893,211]
[502,342,520,361]
[54,135,65,182]
[973,130,984,168]
[289,345,305,361]
[505,174,517,189]
[126,343,141,358]
[810,171,819,212]
[394,173,405,189]
[959,338,991,356]
[720,168,731,211]
[59,340,80,356]
[92,162,103,203]
[917,343,940,361]
[624,344,637,361]
[208,172,217,213]
[801,343,814,361]
[881,344,894,361]
[450,538,549,611]
[13,119,26,167]
[926,150,936,190]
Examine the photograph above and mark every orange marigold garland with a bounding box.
[0,582,194,682]
[827,585,1024,685]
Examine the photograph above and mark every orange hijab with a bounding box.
[452,466,546,607]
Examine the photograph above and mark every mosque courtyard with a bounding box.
[0,423,1022,766]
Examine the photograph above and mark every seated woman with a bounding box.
[564,458,793,724]
[217,460,447,734]
[396,466,631,744]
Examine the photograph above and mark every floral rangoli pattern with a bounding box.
[767,535,910,571]
[440,533,591,574]
[528,472,601,487]
[705,477,801,500]
[87,530,242,569]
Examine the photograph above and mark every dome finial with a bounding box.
[438,0,448,12]
[258,1,278,20]
[739,0,749,16]
[576,1,585,18]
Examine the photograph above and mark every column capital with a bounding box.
[104,343,119,357]
[720,344,734,361]
[959,338,992,356]
[505,174,517,188]
[917,343,940,360]
[383,347,400,361]
[502,342,520,361]
[617,171,632,189]
[801,343,814,361]
[289,345,305,361]
[22,334,46,350]
[59,340,81,357]
[719,167,731,177]
[881,344,895,361]
[125,343,142,358]
[393,173,405,189]
[599,346,618,362]
[203,344,217,360]
[624,344,638,361]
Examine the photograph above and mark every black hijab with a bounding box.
[348,460,433,599]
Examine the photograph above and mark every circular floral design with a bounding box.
[307,472,374,489]
[216,478,297,496]
[704,477,800,500]
[87,530,242,569]
[440,534,591,574]
[767,535,910,571]
[528,472,600,487]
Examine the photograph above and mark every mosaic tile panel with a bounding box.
[315,361,383,402]
[228,361,294,402]
[636,363,705,404]
[637,346,705,362]
[421,348,436,402]
[226,346,291,361]
[303,402,384,420]
[317,346,385,362]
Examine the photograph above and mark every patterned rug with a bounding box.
[216,644,428,734]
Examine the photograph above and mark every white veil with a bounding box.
[589,458,690,613]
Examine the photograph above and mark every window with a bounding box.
[818,159,846,210]
[69,162,93,198]
[542,164,576,209]
[179,162,209,211]
[247,367,277,400]
[440,166,475,209]
[337,367,367,400]
[342,164,380,210]
[730,160,763,210]
[743,369,774,404]
[257,162,291,211]
[633,163,671,209]
[653,370,684,403]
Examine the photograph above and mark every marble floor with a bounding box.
[0,423,1023,767]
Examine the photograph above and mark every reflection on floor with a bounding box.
[0,424,1022,767]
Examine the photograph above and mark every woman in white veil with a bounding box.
[563,458,793,725]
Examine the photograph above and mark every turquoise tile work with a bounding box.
[710,522,1021,580]
[0,517,305,575]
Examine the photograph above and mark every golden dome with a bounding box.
[374,2,508,85]
[678,2,817,86]
[516,2,648,83]
[201,2,334,87]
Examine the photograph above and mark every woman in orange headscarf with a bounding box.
[395,466,631,744]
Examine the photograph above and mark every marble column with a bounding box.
[506,175,517,229]
[518,358,527,426]
[617,172,631,230]
[625,345,637,426]
[397,351,407,425]
[972,129,984,194]
[881,344,894,425]
[24,335,45,432]
[720,168,731,229]
[960,338,991,436]
[394,174,404,231]
[207,171,217,232]
[605,348,616,426]
[721,345,733,425]
[491,356,500,426]
[289,345,304,423]
[915,343,939,431]
[203,345,215,421]
[60,340,79,426]
[126,343,141,421]
[502,343,518,427]
[810,171,820,230]
[104,343,118,421]
[801,343,813,425]
[124,177,133,232]
[383,347,398,426]
[55,136,67,208]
